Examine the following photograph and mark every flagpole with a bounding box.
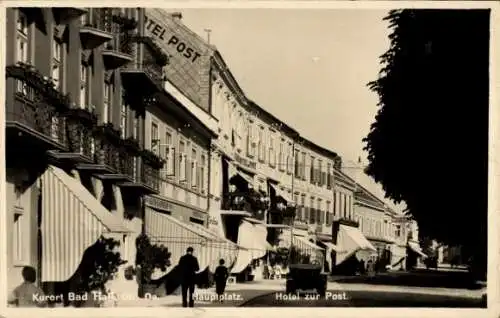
[288,137,297,263]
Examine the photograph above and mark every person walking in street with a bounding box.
[214,258,229,302]
[8,266,47,307]
[178,246,200,307]
[214,259,229,302]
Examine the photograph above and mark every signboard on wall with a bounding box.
[144,9,215,112]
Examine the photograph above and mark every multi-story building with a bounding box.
[352,183,394,264]
[5,7,169,299]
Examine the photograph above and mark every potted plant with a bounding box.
[135,234,171,298]
[123,137,141,156]
[141,149,165,170]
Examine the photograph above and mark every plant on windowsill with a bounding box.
[141,149,165,169]
[63,107,98,126]
[94,122,121,142]
[6,63,71,111]
[112,15,138,30]
[70,236,127,307]
[135,234,171,298]
[123,137,142,156]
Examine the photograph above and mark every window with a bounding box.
[164,131,175,177]
[13,210,27,265]
[326,201,331,225]
[200,154,206,193]
[16,13,28,64]
[286,142,293,174]
[396,225,401,237]
[258,127,265,161]
[103,82,112,123]
[309,197,315,224]
[301,152,306,180]
[294,151,300,177]
[327,163,332,189]
[179,140,187,181]
[269,135,276,167]
[300,194,306,222]
[191,148,198,188]
[317,199,322,224]
[52,39,62,90]
[246,122,253,157]
[120,102,127,138]
[80,63,89,108]
[310,156,315,183]
[151,122,158,154]
[16,13,29,94]
[278,142,284,171]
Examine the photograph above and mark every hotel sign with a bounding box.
[144,15,202,64]
[234,153,257,170]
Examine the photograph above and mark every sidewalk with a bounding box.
[114,279,284,307]
[328,281,485,299]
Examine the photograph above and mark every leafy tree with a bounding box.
[364,9,489,278]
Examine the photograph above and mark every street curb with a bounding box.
[238,291,278,307]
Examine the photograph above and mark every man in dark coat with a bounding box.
[178,247,200,307]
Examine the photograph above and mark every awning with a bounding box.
[322,241,341,252]
[408,241,427,258]
[231,219,267,273]
[269,184,292,202]
[228,161,254,185]
[41,165,132,282]
[145,209,238,274]
[335,224,376,265]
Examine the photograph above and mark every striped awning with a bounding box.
[145,208,238,273]
[231,219,266,273]
[335,224,376,265]
[270,184,292,202]
[41,165,132,282]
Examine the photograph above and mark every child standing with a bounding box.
[213,259,229,302]
[8,266,47,307]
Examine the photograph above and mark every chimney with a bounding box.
[171,12,182,21]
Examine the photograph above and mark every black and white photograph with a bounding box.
[1,1,497,313]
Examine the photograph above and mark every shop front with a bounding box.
[143,195,238,275]
[39,165,134,298]
[332,219,376,274]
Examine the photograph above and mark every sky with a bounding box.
[176,9,400,210]
[178,8,392,164]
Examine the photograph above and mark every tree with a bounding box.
[364,9,489,278]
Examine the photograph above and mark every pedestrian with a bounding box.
[213,259,229,302]
[8,266,47,307]
[178,246,200,307]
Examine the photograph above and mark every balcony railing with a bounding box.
[120,35,167,94]
[62,108,98,161]
[139,157,161,192]
[6,64,70,151]
[222,191,269,221]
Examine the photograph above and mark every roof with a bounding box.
[342,159,407,215]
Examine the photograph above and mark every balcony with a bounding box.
[102,41,134,70]
[52,7,87,24]
[79,9,113,50]
[48,107,98,165]
[75,124,132,181]
[120,35,168,97]
[5,64,70,157]
[222,191,269,221]
[120,149,163,195]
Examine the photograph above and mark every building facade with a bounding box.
[5,7,169,299]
